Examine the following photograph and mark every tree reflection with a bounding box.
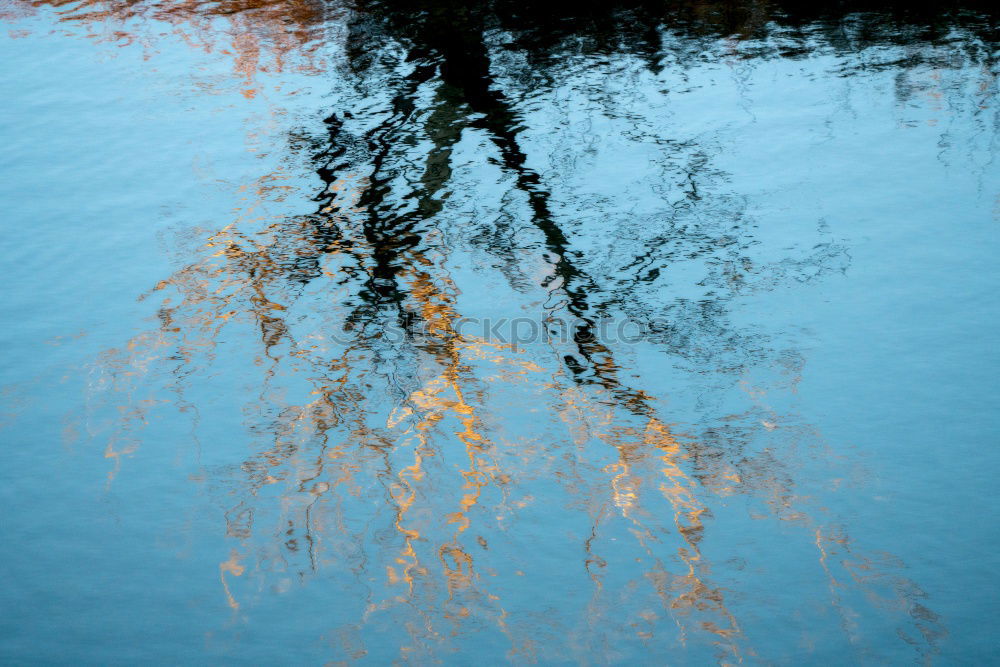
[18,0,997,661]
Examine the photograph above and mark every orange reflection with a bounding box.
[40,2,955,659]
[4,0,333,97]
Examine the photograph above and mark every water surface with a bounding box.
[1,0,998,663]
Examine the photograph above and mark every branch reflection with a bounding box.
[21,0,996,661]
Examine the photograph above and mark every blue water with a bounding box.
[1,1,998,663]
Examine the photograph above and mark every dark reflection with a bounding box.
[27,0,996,661]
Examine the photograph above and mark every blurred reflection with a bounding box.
[16,0,996,661]
[3,0,336,98]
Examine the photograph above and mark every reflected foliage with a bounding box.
[16,0,997,661]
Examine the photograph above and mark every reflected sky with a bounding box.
[0,0,998,663]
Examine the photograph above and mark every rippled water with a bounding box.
[1,0,998,663]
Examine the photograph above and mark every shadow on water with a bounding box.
[7,0,998,661]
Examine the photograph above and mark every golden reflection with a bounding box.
[375,259,545,652]
[219,549,246,610]
[5,0,333,97]
[37,1,957,660]
[552,376,743,661]
[81,122,946,660]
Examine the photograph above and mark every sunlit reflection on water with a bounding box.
[1,0,997,662]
